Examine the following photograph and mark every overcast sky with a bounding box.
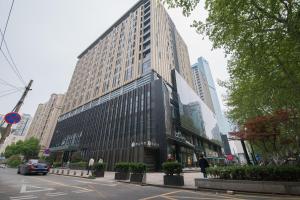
[0,0,229,117]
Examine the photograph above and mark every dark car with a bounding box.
[17,159,49,175]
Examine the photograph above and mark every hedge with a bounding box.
[130,163,147,173]
[69,161,87,170]
[162,161,182,176]
[207,166,300,182]
[115,162,130,172]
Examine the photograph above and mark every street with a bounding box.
[0,168,299,200]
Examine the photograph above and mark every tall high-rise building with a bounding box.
[26,94,65,152]
[191,57,227,135]
[50,0,221,170]
[191,63,214,113]
[62,0,193,115]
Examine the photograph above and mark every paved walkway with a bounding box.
[49,168,203,189]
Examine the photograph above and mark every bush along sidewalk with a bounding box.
[115,162,130,180]
[207,165,300,182]
[130,163,147,183]
[162,161,184,186]
[93,163,106,177]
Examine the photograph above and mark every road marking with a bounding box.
[74,180,117,187]
[168,196,229,199]
[139,190,182,200]
[20,184,55,193]
[72,190,92,194]
[10,195,37,200]
[31,177,93,191]
[46,192,67,197]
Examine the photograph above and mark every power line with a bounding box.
[0,78,22,91]
[0,28,26,85]
[0,88,19,95]
[0,0,15,50]
[0,89,20,98]
[0,48,26,86]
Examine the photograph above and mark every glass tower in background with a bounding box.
[191,57,227,135]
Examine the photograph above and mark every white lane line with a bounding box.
[72,190,92,194]
[10,195,38,200]
[75,180,117,187]
[20,184,55,193]
[75,180,97,184]
[46,192,67,197]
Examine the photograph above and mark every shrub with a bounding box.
[207,165,300,182]
[52,162,61,168]
[130,163,147,173]
[94,163,106,171]
[71,152,82,163]
[115,162,130,173]
[7,155,21,168]
[69,161,87,170]
[162,161,182,176]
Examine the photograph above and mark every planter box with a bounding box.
[195,178,300,195]
[164,175,184,186]
[130,173,146,183]
[115,172,130,180]
[93,170,105,177]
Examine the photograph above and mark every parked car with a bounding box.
[17,159,49,175]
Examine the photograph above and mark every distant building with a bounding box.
[0,113,32,153]
[221,134,231,155]
[191,62,214,113]
[191,57,227,135]
[26,94,65,152]
[12,113,32,136]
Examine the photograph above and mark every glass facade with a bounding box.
[175,70,221,141]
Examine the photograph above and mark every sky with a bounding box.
[0,0,229,117]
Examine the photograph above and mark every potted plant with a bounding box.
[115,162,130,180]
[130,163,147,183]
[162,161,184,186]
[93,163,106,177]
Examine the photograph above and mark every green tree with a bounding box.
[21,138,40,160]
[163,0,300,125]
[4,137,40,160]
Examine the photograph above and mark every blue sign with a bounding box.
[4,112,21,124]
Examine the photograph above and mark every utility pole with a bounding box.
[0,80,33,144]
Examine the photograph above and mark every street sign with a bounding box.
[4,112,21,124]
[44,148,50,156]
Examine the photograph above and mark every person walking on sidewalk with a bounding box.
[198,155,209,178]
[87,158,95,175]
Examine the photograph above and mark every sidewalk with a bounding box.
[49,168,203,189]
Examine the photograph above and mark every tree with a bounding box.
[229,110,299,164]
[4,137,40,160]
[21,138,40,160]
[163,0,300,132]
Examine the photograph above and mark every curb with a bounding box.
[118,180,300,197]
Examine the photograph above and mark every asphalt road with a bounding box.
[1,168,300,200]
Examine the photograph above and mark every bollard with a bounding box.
[67,169,70,175]
[73,171,76,176]
[81,171,84,176]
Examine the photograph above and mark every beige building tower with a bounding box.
[26,94,65,151]
[62,0,194,114]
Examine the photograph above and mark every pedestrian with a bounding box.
[87,158,95,175]
[198,155,209,178]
